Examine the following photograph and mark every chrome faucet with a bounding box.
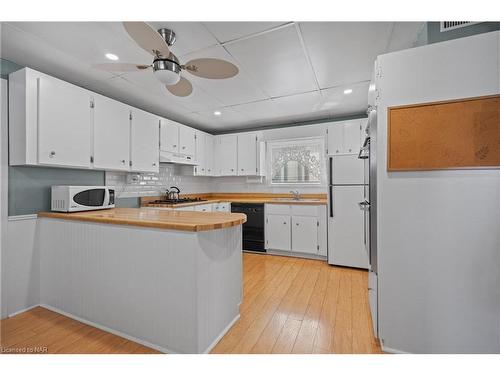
[289,190,301,201]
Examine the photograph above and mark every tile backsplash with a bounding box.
[106,163,326,198]
[106,164,213,198]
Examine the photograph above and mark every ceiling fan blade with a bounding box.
[123,22,170,58]
[183,58,239,79]
[93,63,151,72]
[166,77,193,97]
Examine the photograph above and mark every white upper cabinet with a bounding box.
[160,119,179,153]
[194,131,206,175]
[237,133,258,176]
[130,108,159,173]
[92,94,131,171]
[160,120,195,157]
[327,119,366,155]
[179,125,196,156]
[205,135,214,176]
[37,72,92,168]
[215,134,238,176]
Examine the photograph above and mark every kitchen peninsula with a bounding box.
[36,208,247,353]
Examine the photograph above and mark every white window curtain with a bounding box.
[267,137,326,186]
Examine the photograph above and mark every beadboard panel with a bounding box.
[39,218,242,353]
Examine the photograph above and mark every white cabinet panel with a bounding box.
[266,214,291,251]
[93,95,131,171]
[160,119,178,153]
[329,186,368,269]
[343,120,362,154]
[194,203,213,212]
[327,122,344,155]
[215,135,238,176]
[179,125,195,156]
[237,133,257,176]
[195,131,206,175]
[206,135,214,176]
[130,109,159,173]
[291,216,318,254]
[37,75,91,168]
[214,202,231,212]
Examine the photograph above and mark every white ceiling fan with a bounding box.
[94,22,239,97]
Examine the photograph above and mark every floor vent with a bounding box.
[440,21,480,32]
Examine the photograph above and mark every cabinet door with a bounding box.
[93,95,131,171]
[217,135,238,175]
[327,122,344,155]
[37,75,92,168]
[160,119,178,153]
[291,216,318,254]
[130,109,159,173]
[343,120,361,154]
[179,125,195,156]
[206,135,214,176]
[195,132,206,175]
[194,204,212,212]
[329,186,368,269]
[266,215,291,251]
[237,133,257,176]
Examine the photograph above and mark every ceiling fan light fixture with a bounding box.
[153,58,181,85]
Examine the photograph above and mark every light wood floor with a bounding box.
[0,253,381,354]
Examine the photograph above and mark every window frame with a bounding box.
[266,136,326,187]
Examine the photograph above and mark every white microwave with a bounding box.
[51,186,115,212]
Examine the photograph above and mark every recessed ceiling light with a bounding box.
[213,111,222,116]
[343,89,353,95]
[105,53,119,61]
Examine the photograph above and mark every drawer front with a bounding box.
[265,204,290,215]
[291,205,319,217]
[194,203,213,212]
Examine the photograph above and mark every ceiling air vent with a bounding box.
[440,22,480,32]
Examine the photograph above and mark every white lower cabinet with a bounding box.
[265,204,327,257]
[194,203,213,212]
[291,216,319,254]
[266,214,291,251]
[213,202,231,212]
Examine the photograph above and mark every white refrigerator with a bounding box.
[327,153,369,269]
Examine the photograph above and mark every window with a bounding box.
[267,137,325,185]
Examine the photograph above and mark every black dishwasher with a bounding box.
[231,203,266,253]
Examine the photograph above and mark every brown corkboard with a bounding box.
[388,94,500,171]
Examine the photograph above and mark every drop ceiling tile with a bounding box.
[225,24,317,97]
[180,45,269,106]
[299,22,394,88]
[148,22,219,57]
[271,90,325,116]
[320,81,370,117]
[230,99,284,120]
[203,22,287,43]
[386,22,426,52]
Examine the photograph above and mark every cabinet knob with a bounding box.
[241,168,244,171]
[173,145,177,148]
[231,168,234,171]
[348,148,352,152]
[121,160,126,164]
[296,223,299,226]
[152,162,157,166]
[283,222,287,225]
[336,149,339,153]
[49,151,56,158]
[182,146,186,149]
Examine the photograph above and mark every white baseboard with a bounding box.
[381,342,410,354]
[7,304,40,318]
[202,313,240,354]
[40,304,174,354]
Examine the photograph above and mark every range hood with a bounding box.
[159,151,198,165]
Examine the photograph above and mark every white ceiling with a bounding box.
[0,21,425,133]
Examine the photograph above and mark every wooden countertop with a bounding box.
[142,193,328,208]
[38,208,247,232]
